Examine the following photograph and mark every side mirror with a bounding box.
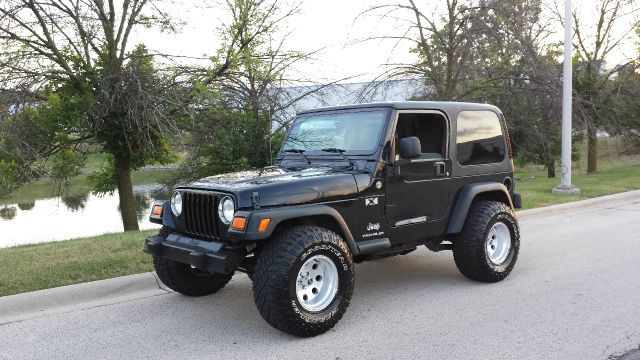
[398,136,421,160]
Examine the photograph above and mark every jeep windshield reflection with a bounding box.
[282,110,387,155]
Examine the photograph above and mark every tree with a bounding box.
[0,0,183,230]
[361,0,568,177]
[0,0,267,230]
[175,0,331,182]
[475,1,569,178]
[570,0,638,173]
[609,63,640,151]
[358,0,481,100]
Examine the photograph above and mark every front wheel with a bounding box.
[252,225,355,337]
[152,227,232,296]
[453,200,520,283]
[153,257,233,297]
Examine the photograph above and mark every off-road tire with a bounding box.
[252,225,355,337]
[453,200,520,283]
[152,226,232,297]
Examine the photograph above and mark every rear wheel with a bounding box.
[252,225,355,337]
[453,200,520,283]
[152,226,232,296]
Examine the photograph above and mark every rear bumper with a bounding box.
[143,233,244,275]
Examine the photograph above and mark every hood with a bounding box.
[179,166,372,209]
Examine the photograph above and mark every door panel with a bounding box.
[384,110,452,240]
[385,159,452,228]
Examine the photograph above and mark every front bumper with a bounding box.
[143,233,244,274]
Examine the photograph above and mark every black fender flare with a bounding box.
[230,204,360,256]
[446,182,514,235]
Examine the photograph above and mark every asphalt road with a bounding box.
[2,198,640,360]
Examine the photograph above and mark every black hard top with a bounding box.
[297,101,501,116]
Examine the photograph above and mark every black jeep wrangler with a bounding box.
[144,101,522,337]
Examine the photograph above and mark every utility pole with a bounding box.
[553,0,581,195]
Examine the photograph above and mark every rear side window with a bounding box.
[456,111,506,166]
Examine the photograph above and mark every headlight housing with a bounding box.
[170,191,182,217]
[217,196,235,225]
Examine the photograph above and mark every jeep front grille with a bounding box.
[181,192,220,239]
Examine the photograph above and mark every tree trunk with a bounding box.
[587,125,598,174]
[115,155,140,231]
[546,158,556,178]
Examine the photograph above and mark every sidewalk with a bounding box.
[0,272,172,324]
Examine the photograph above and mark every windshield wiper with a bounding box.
[283,149,311,165]
[320,148,355,169]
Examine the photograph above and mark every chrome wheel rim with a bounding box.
[486,222,512,265]
[295,254,339,312]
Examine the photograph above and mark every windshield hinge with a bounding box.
[250,192,261,210]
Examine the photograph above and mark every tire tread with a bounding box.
[252,225,354,337]
[453,200,519,283]
[152,226,233,297]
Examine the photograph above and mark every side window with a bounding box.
[394,113,447,160]
[456,111,506,166]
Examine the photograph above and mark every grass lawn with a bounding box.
[0,230,155,297]
[516,155,640,209]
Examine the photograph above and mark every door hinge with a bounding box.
[250,192,261,210]
[386,165,399,177]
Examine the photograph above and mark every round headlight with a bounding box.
[171,191,182,217]
[217,196,235,225]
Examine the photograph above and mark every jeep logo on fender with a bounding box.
[366,223,381,231]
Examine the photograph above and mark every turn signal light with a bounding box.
[151,204,163,216]
[258,218,271,232]
[231,216,246,230]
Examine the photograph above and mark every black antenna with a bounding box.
[269,106,273,166]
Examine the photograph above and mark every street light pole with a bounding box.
[554,0,581,195]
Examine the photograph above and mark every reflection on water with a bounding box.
[0,206,17,220]
[17,202,35,211]
[0,185,169,248]
[61,193,89,212]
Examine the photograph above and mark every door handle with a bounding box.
[434,162,447,177]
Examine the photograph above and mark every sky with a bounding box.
[135,0,411,82]
[134,0,639,84]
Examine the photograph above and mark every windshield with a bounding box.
[282,110,387,154]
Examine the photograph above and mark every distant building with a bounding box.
[271,78,426,130]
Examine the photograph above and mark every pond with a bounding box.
[0,185,166,248]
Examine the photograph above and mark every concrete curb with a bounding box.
[516,189,640,221]
[0,272,172,325]
[2,190,639,325]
